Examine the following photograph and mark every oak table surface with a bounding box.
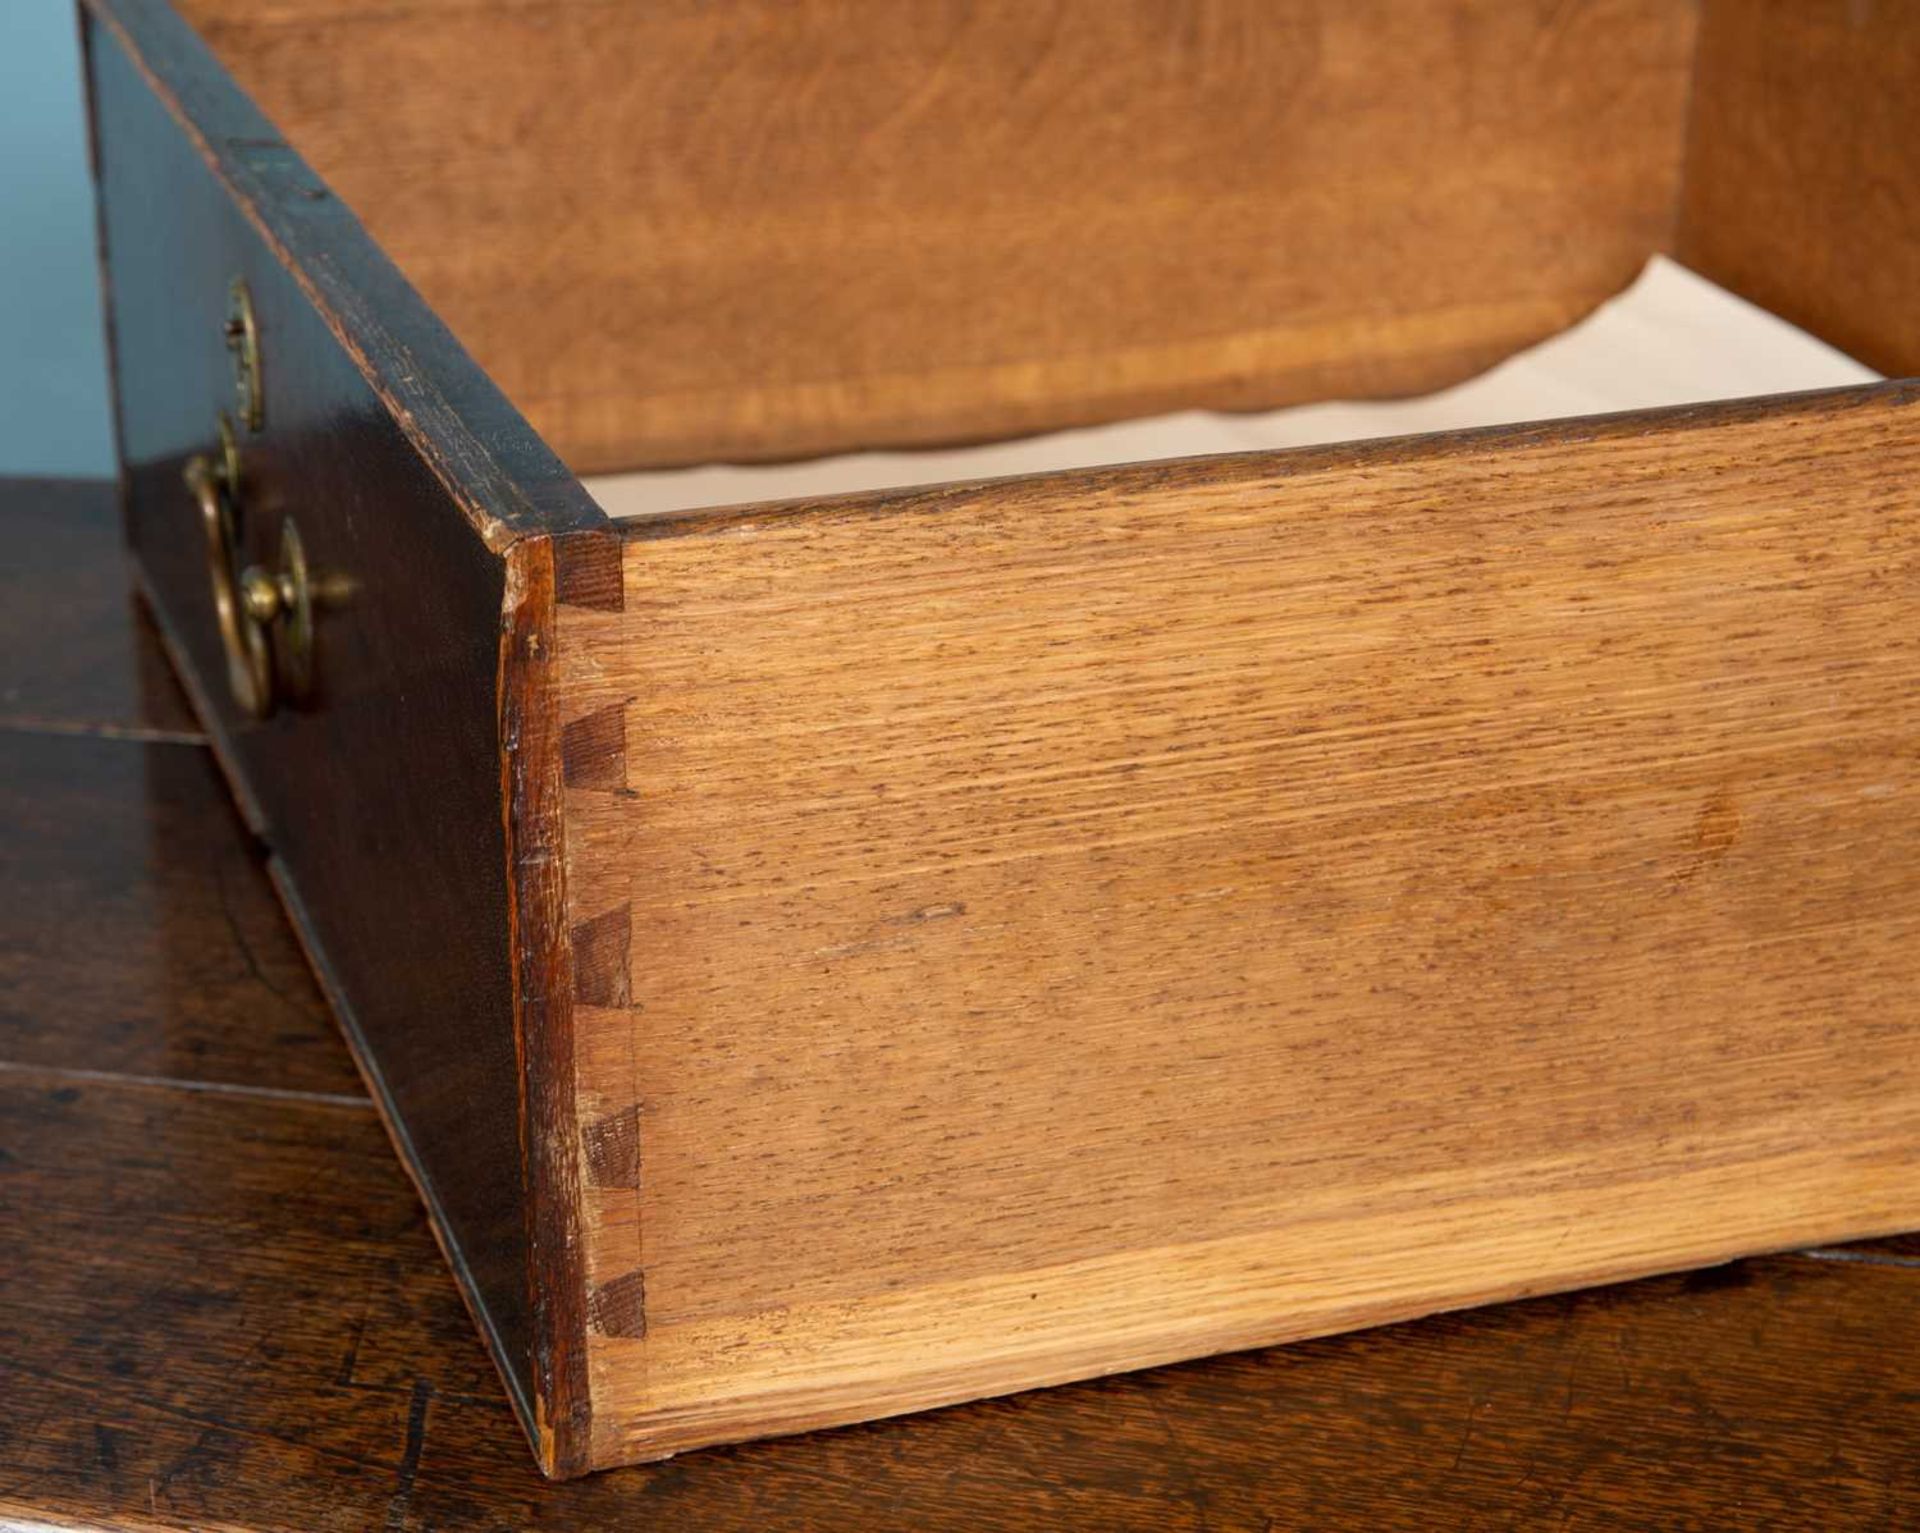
[1,477,1916,1531]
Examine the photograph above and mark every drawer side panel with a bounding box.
[1678,0,1920,383]
[563,385,1920,1463]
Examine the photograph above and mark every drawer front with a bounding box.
[87,5,540,1444]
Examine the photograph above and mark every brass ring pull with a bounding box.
[184,414,322,719]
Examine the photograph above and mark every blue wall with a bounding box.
[0,0,114,477]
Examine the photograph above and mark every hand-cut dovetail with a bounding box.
[562,703,627,792]
[571,905,632,1008]
[583,1103,641,1188]
[587,1269,647,1338]
[553,532,623,612]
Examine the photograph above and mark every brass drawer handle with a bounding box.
[183,412,325,719]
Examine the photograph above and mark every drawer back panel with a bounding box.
[170,0,1698,474]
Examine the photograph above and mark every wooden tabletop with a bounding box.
[2,476,1917,1531]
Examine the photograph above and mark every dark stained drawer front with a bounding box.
[85,2,606,1468]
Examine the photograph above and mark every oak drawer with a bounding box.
[81,0,1920,1477]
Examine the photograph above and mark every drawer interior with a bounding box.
[169,2,1916,493]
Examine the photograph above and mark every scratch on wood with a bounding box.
[383,1378,433,1531]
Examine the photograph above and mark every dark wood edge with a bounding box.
[130,522,615,1479]
[501,535,597,1478]
[77,0,607,551]
[264,863,541,1437]
[622,378,1920,541]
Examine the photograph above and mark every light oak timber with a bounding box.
[553,383,1920,1463]
[11,476,1920,1526]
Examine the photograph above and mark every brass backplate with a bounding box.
[224,276,263,432]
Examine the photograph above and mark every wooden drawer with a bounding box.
[80,0,1920,1478]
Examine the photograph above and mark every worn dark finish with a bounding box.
[497,534,594,1474]
[0,476,196,737]
[6,475,1920,1528]
[80,3,610,1461]
[81,1,604,548]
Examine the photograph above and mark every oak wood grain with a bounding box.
[77,0,1920,1480]
[557,383,1920,1462]
[169,0,1699,473]
[498,531,607,1475]
[1678,0,1920,381]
